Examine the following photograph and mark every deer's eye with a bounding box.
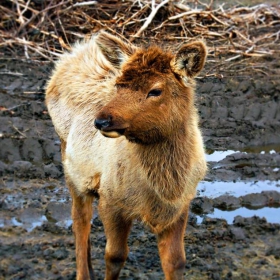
[147,89,162,98]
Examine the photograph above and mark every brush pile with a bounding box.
[0,0,279,76]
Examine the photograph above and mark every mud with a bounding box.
[0,48,280,280]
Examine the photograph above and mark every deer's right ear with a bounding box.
[171,41,207,78]
[95,31,137,69]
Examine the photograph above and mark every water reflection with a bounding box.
[205,150,237,161]
[205,143,280,162]
[197,180,280,198]
[196,207,280,224]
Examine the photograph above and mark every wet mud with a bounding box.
[0,54,280,280]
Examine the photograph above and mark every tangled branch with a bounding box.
[0,0,279,75]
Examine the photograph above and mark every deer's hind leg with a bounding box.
[61,139,95,280]
[70,188,94,280]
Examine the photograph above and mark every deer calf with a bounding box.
[45,31,207,280]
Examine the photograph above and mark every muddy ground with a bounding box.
[0,45,280,280]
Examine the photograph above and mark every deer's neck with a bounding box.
[134,124,200,202]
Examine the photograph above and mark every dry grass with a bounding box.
[0,0,279,76]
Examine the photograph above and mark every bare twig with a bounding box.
[131,0,169,40]
[65,1,97,11]
[168,9,203,21]
[9,121,27,138]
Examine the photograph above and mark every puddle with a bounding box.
[17,209,48,232]
[205,150,237,162]
[196,180,280,224]
[0,214,70,232]
[0,215,47,232]
[197,180,280,198]
[56,219,72,228]
[11,217,23,227]
[205,143,280,162]
[242,143,280,154]
[196,206,280,224]
[23,215,47,232]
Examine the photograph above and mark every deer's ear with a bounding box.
[95,31,137,69]
[171,41,207,78]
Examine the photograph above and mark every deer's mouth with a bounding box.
[100,128,126,138]
[94,117,128,138]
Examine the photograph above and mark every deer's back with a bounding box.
[45,36,119,141]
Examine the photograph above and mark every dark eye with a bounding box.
[147,89,162,98]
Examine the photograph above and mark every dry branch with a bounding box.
[0,0,279,76]
[131,0,169,40]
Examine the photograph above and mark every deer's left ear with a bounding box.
[171,41,207,78]
[95,31,137,69]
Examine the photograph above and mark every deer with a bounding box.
[45,31,207,280]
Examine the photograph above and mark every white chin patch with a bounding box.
[100,130,122,138]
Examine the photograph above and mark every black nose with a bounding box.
[94,117,112,130]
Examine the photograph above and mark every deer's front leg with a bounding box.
[157,208,189,280]
[70,188,94,280]
[99,201,132,280]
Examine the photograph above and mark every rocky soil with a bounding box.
[0,48,280,280]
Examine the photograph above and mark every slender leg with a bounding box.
[99,202,132,280]
[157,208,189,280]
[87,237,94,279]
[61,139,95,279]
[70,188,95,280]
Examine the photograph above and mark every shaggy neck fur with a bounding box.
[133,111,199,203]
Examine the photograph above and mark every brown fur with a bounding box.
[45,31,207,280]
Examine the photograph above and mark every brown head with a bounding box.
[94,32,207,145]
